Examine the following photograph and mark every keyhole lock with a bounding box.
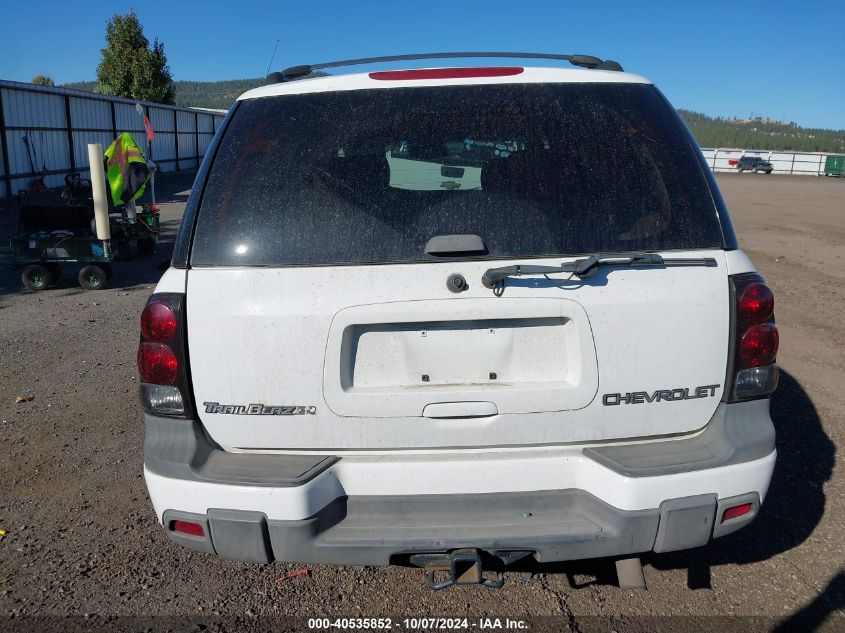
[446,273,467,293]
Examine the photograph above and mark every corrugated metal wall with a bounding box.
[0,79,226,197]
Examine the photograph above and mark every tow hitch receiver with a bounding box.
[413,549,523,590]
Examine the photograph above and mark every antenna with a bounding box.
[265,39,280,77]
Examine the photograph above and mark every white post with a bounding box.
[88,144,111,240]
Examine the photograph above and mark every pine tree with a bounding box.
[31,75,55,86]
[96,10,175,104]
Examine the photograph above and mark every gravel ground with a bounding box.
[0,172,843,632]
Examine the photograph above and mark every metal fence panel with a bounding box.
[69,97,111,131]
[177,131,197,170]
[0,138,5,197]
[176,110,196,133]
[1,88,66,128]
[114,103,146,133]
[197,113,214,133]
[0,79,226,197]
[5,129,69,186]
[198,132,214,156]
[71,130,115,174]
[148,106,175,132]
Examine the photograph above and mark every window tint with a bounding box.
[192,83,723,267]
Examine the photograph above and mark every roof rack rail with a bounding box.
[265,52,623,84]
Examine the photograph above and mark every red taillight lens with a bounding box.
[137,342,178,385]
[739,323,779,367]
[722,503,752,522]
[738,283,774,323]
[171,520,204,537]
[141,302,177,342]
[138,293,192,417]
[728,274,778,402]
[369,67,524,81]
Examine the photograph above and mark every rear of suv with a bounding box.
[139,53,779,584]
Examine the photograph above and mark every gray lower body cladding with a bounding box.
[149,400,773,565]
[145,400,774,485]
[162,489,760,566]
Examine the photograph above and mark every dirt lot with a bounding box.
[0,173,843,632]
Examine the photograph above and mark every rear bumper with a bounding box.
[144,400,776,565]
[156,488,765,566]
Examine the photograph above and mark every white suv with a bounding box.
[138,53,779,589]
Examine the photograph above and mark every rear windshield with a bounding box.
[191,83,723,266]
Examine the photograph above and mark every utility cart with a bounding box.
[57,171,161,259]
[10,171,160,291]
[11,197,115,291]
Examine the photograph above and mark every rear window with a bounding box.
[191,83,723,267]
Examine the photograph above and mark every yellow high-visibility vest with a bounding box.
[104,132,149,206]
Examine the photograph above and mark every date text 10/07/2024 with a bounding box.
[307,618,529,630]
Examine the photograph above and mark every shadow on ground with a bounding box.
[773,570,845,632]
[513,370,835,606]
[647,370,833,587]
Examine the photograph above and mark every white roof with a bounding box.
[239,66,652,101]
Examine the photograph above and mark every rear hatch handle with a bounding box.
[481,253,717,289]
[423,401,498,419]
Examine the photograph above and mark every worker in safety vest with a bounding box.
[104,132,150,206]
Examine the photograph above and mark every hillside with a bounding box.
[63,79,845,153]
[679,110,845,153]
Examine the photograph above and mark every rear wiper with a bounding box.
[481,253,717,289]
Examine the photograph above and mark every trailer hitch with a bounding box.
[413,549,511,590]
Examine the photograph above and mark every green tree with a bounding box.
[96,10,175,104]
[31,75,55,86]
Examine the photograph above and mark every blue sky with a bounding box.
[1,0,843,129]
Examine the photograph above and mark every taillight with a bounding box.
[137,343,178,384]
[727,273,779,401]
[137,293,193,417]
[739,324,779,367]
[738,283,774,323]
[369,67,524,81]
[140,302,177,341]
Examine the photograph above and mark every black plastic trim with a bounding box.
[270,52,624,83]
[722,272,741,402]
[171,103,239,269]
[656,88,739,251]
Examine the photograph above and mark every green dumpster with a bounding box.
[824,155,845,177]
